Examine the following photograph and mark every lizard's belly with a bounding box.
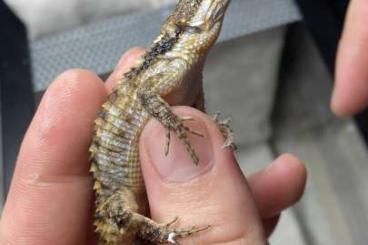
[90,97,150,192]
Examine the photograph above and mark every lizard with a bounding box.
[89,0,233,244]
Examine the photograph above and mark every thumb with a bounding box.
[140,107,266,245]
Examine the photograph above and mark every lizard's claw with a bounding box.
[165,225,211,244]
[163,116,204,165]
[183,125,204,137]
[163,217,179,228]
[164,130,171,156]
[167,232,179,244]
[212,112,237,151]
[159,217,210,244]
[180,116,195,122]
[180,116,204,137]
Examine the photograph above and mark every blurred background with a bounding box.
[1,0,367,244]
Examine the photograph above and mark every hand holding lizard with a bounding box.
[0,48,306,244]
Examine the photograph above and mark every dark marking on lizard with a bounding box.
[125,28,183,80]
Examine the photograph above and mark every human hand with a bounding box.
[332,0,368,116]
[0,48,306,244]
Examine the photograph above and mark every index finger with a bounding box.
[0,70,107,244]
[332,0,368,116]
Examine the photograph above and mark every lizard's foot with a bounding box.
[158,218,211,244]
[133,214,211,244]
[163,116,204,165]
[164,116,204,157]
[212,112,237,151]
[165,226,211,244]
[138,90,204,165]
[180,116,204,137]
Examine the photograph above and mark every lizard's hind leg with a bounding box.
[97,188,209,244]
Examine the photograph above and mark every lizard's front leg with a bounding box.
[138,90,203,165]
[192,90,237,150]
[212,112,237,150]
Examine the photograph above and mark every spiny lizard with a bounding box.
[90,0,232,244]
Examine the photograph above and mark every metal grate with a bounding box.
[31,0,301,91]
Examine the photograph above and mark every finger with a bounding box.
[332,0,368,116]
[105,47,145,91]
[263,215,280,238]
[140,107,266,245]
[248,154,307,219]
[0,69,107,244]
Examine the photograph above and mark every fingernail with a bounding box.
[143,116,214,182]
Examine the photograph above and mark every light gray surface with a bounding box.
[276,121,368,245]
[205,27,286,145]
[30,0,301,92]
[237,143,274,175]
[237,142,307,245]
[272,26,368,245]
[270,209,307,245]
[5,0,176,39]
[272,28,333,138]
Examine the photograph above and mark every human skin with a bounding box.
[332,0,368,116]
[0,48,306,244]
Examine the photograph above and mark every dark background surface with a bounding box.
[0,0,35,198]
[296,0,349,73]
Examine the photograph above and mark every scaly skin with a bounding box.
[89,0,231,244]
